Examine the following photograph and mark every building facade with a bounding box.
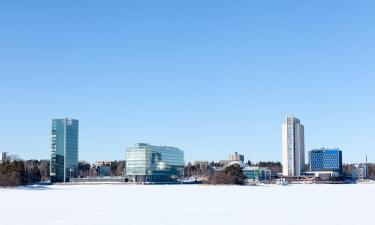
[352,164,368,180]
[309,148,342,174]
[243,166,271,182]
[305,171,340,180]
[1,152,7,164]
[126,143,184,183]
[229,152,244,162]
[282,116,305,176]
[93,161,113,177]
[50,118,79,182]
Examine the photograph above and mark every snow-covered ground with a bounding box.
[1,184,374,225]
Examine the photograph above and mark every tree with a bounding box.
[207,164,245,185]
[114,161,126,176]
[367,163,375,179]
[0,161,26,186]
[78,161,91,177]
[256,161,282,174]
[343,164,354,178]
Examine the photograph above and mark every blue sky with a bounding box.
[0,1,374,163]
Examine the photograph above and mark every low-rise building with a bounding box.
[243,166,271,182]
[352,164,368,180]
[305,171,340,180]
[126,143,184,183]
[97,166,111,177]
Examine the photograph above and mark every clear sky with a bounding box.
[0,1,374,163]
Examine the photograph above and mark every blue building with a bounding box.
[50,118,79,182]
[126,143,184,183]
[309,148,342,174]
[243,166,271,182]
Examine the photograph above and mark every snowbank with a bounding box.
[0,184,373,225]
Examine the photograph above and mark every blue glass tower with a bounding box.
[50,118,79,182]
[309,148,342,174]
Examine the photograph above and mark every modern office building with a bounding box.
[50,118,79,182]
[126,143,184,183]
[309,148,342,174]
[282,116,305,176]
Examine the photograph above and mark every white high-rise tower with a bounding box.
[282,116,305,176]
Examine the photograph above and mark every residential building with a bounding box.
[309,148,343,174]
[352,164,368,180]
[229,152,244,162]
[126,143,184,183]
[282,116,305,176]
[50,118,79,182]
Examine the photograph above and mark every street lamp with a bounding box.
[69,168,73,182]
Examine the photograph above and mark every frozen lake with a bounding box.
[0,184,374,225]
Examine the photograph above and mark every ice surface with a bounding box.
[0,184,374,225]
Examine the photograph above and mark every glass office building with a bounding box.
[50,118,79,182]
[126,143,184,183]
[309,148,342,174]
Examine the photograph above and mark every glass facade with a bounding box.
[126,143,184,183]
[50,118,79,182]
[243,167,271,181]
[309,148,342,174]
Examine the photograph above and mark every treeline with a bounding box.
[184,161,282,178]
[78,161,125,177]
[184,162,212,177]
[255,161,282,174]
[0,160,50,186]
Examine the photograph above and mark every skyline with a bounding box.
[1,114,373,164]
[1,1,375,163]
